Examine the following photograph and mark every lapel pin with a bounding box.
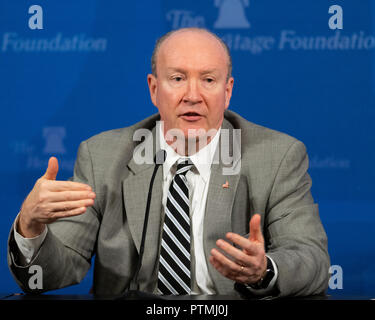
[222,181,229,188]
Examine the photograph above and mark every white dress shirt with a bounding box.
[13,125,278,295]
[159,126,221,294]
[14,214,47,265]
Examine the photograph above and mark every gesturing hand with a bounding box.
[18,157,96,238]
[209,214,267,285]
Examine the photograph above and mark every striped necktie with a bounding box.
[158,159,193,295]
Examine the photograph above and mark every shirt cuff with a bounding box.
[13,213,48,265]
[244,255,278,296]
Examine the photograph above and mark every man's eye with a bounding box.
[205,78,214,83]
[173,77,183,82]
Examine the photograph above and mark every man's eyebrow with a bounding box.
[166,67,187,74]
[166,67,219,74]
[200,69,219,75]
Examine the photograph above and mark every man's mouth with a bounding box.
[179,112,203,121]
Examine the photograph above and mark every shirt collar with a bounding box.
[159,125,221,183]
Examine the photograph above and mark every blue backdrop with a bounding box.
[1,0,374,296]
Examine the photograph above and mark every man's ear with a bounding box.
[224,77,234,110]
[147,74,158,107]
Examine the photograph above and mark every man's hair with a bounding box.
[151,28,233,81]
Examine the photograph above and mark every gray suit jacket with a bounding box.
[8,110,330,297]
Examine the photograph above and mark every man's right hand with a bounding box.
[18,157,96,238]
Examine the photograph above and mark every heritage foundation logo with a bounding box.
[214,0,251,29]
[164,2,375,55]
[10,127,75,172]
[43,127,66,155]
[0,4,107,53]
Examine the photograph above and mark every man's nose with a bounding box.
[183,79,202,104]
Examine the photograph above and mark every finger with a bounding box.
[43,157,59,180]
[209,253,237,280]
[216,239,255,267]
[209,255,256,284]
[49,199,95,212]
[210,248,243,277]
[47,180,92,192]
[249,214,264,244]
[48,206,88,220]
[47,190,96,202]
[209,255,233,278]
[226,232,260,256]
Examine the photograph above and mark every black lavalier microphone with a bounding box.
[119,149,166,300]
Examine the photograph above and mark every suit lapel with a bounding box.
[203,119,242,293]
[122,126,163,274]
[123,163,163,253]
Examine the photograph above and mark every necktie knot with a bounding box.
[176,159,193,176]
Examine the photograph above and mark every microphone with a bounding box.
[118,149,166,300]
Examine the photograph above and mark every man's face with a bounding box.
[148,30,234,140]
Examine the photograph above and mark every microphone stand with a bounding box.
[117,150,166,300]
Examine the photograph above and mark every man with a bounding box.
[8,28,330,297]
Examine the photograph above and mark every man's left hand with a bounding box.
[209,214,267,285]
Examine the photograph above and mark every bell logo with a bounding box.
[43,127,66,155]
[214,0,251,29]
